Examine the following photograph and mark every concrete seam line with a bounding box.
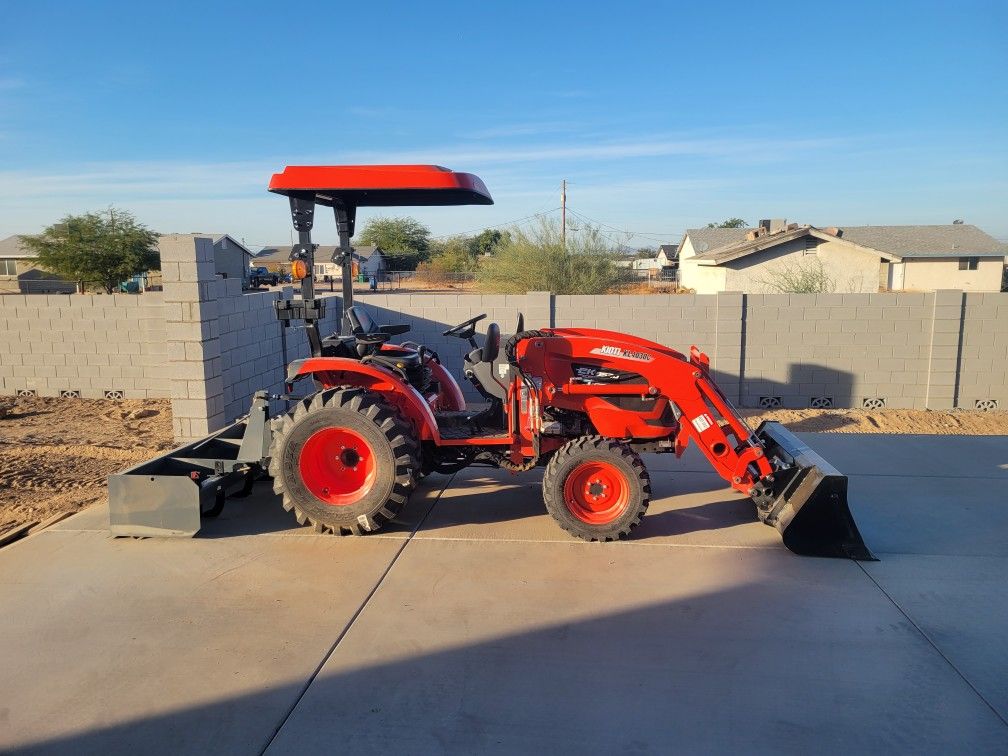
[846,473,1007,481]
[258,473,457,754]
[410,535,781,551]
[856,562,1008,729]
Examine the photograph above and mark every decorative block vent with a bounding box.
[975,399,999,412]
[810,397,834,409]
[104,389,125,400]
[15,388,38,397]
[862,397,886,410]
[758,396,782,409]
[59,389,81,399]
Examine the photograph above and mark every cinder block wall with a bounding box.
[0,292,168,399]
[218,283,341,423]
[957,292,1008,411]
[353,290,1008,413]
[2,236,1005,443]
[743,292,937,410]
[160,235,342,438]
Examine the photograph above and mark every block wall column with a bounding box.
[925,289,964,410]
[714,292,745,403]
[526,291,554,328]
[160,235,225,441]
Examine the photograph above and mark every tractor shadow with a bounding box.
[196,475,457,539]
[635,498,757,539]
[413,467,759,542]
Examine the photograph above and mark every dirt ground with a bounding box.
[0,396,174,533]
[740,407,1008,435]
[1,396,1007,533]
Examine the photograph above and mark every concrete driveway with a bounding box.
[1,434,1006,754]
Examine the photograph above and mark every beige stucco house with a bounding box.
[0,235,77,293]
[678,221,1007,294]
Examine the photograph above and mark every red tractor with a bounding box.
[110,165,872,559]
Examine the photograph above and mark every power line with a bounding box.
[240,209,561,250]
[566,208,682,243]
[429,206,561,239]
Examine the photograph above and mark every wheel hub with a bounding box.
[299,427,377,506]
[563,460,630,525]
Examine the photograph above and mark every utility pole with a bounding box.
[561,179,567,249]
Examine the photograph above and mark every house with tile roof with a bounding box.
[677,221,1006,293]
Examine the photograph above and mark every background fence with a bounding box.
[0,237,1005,440]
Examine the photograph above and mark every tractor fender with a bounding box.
[286,357,441,442]
[427,358,466,411]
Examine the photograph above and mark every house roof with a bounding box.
[0,235,33,259]
[681,227,751,254]
[685,223,1007,266]
[658,244,678,257]
[690,226,896,265]
[836,224,1007,258]
[187,233,255,257]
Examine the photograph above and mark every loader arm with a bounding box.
[514,330,875,560]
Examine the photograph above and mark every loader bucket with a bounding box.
[753,421,875,560]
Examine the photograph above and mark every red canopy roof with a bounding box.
[268,165,493,207]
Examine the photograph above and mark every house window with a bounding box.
[958,257,979,270]
[0,258,17,275]
[803,237,819,254]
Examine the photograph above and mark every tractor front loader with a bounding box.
[109,165,873,560]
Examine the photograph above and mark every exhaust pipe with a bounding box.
[752,421,875,560]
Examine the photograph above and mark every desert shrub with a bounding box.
[477,219,622,294]
[415,236,478,285]
[759,256,835,293]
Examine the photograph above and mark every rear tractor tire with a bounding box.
[542,436,651,542]
[268,388,418,534]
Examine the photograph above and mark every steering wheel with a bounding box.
[442,313,487,337]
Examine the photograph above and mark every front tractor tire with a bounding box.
[268,388,418,534]
[543,436,651,542]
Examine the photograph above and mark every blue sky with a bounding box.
[1,0,1006,248]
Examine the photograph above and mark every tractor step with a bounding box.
[752,421,875,560]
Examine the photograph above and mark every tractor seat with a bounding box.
[369,347,422,372]
[464,323,509,403]
[320,333,357,358]
[367,346,431,392]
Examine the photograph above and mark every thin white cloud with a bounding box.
[0,160,273,200]
[341,134,850,166]
[0,133,850,203]
[467,122,574,139]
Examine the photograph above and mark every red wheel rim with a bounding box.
[562,460,630,525]
[298,427,377,506]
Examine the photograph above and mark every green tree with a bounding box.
[417,235,480,284]
[19,208,159,293]
[477,219,623,295]
[356,216,431,270]
[469,228,509,256]
[706,218,748,228]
